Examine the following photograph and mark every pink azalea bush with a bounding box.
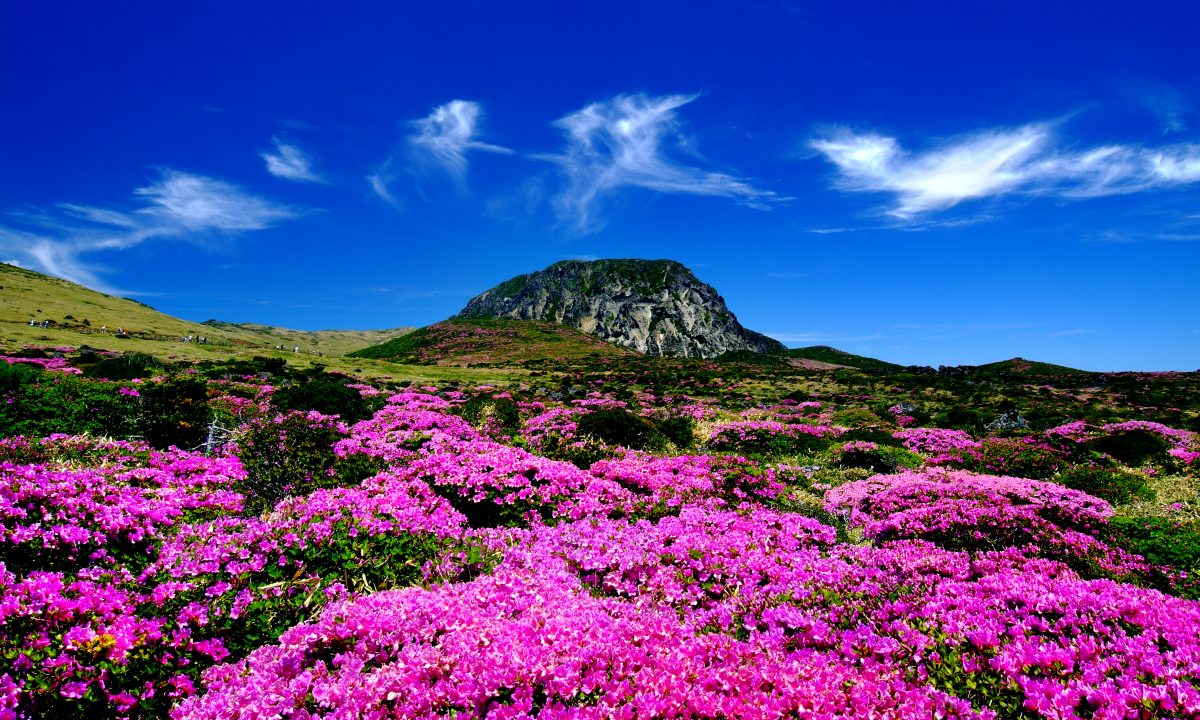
[893,427,983,466]
[177,503,1200,720]
[825,469,1155,581]
[5,384,1200,719]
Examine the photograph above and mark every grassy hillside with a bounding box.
[197,320,412,356]
[350,318,633,366]
[974,357,1087,376]
[787,345,905,372]
[0,263,411,357]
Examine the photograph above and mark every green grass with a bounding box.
[350,318,632,366]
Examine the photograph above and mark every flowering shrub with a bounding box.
[0,566,229,719]
[589,452,791,512]
[0,441,244,575]
[824,469,1154,581]
[391,439,633,526]
[2,353,83,375]
[4,362,1200,718]
[178,505,1200,720]
[893,427,982,466]
[334,399,480,466]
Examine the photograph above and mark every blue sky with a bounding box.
[2,1,1198,370]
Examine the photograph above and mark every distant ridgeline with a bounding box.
[456,259,785,359]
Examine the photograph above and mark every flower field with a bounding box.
[3,348,1200,718]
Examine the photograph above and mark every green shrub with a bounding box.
[135,375,211,449]
[1105,516,1200,599]
[537,433,616,470]
[835,444,923,474]
[236,412,379,515]
[0,362,133,439]
[577,408,668,451]
[1088,430,1171,466]
[80,351,164,380]
[707,426,831,458]
[932,407,989,433]
[455,395,521,436]
[1057,465,1156,505]
[840,426,901,445]
[830,407,881,428]
[974,437,1062,479]
[271,374,375,423]
[656,416,696,448]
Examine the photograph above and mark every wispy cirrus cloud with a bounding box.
[0,169,296,290]
[543,93,784,232]
[261,137,323,183]
[811,121,1200,218]
[409,100,513,178]
[369,100,512,205]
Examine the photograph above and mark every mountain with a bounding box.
[787,345,905,372]
[348,318,633,366]
[455,259,785,358]
[0,263,411,355]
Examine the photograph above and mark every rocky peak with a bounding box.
[456,259,784,358]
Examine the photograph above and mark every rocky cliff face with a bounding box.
[456,259,784,358]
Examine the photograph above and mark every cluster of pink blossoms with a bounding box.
[893,427,983,465]
[1,355,83,375]
[825,469,1153,579]
[178,501,1200,720]
[6,385,1200,719]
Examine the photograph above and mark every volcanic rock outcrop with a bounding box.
[456,259,784,358]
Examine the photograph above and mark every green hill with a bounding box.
[974,357,1087,376]
[787,345,905,372]
[350,318,634,366]
[0,263,411,357]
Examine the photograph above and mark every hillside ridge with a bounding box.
[0,263,411,355]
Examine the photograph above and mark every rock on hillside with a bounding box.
[456,259,784,358]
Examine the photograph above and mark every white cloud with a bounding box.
[261,137,323,183]
[811,121,1200,217]
[0,169,296,289]
[544,93,783,231]
[408,100,513,179]
[366,172,402,209]
[368,100,512,205]
[135,169,296,231]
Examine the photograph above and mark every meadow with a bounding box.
[2,337,1199,719]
